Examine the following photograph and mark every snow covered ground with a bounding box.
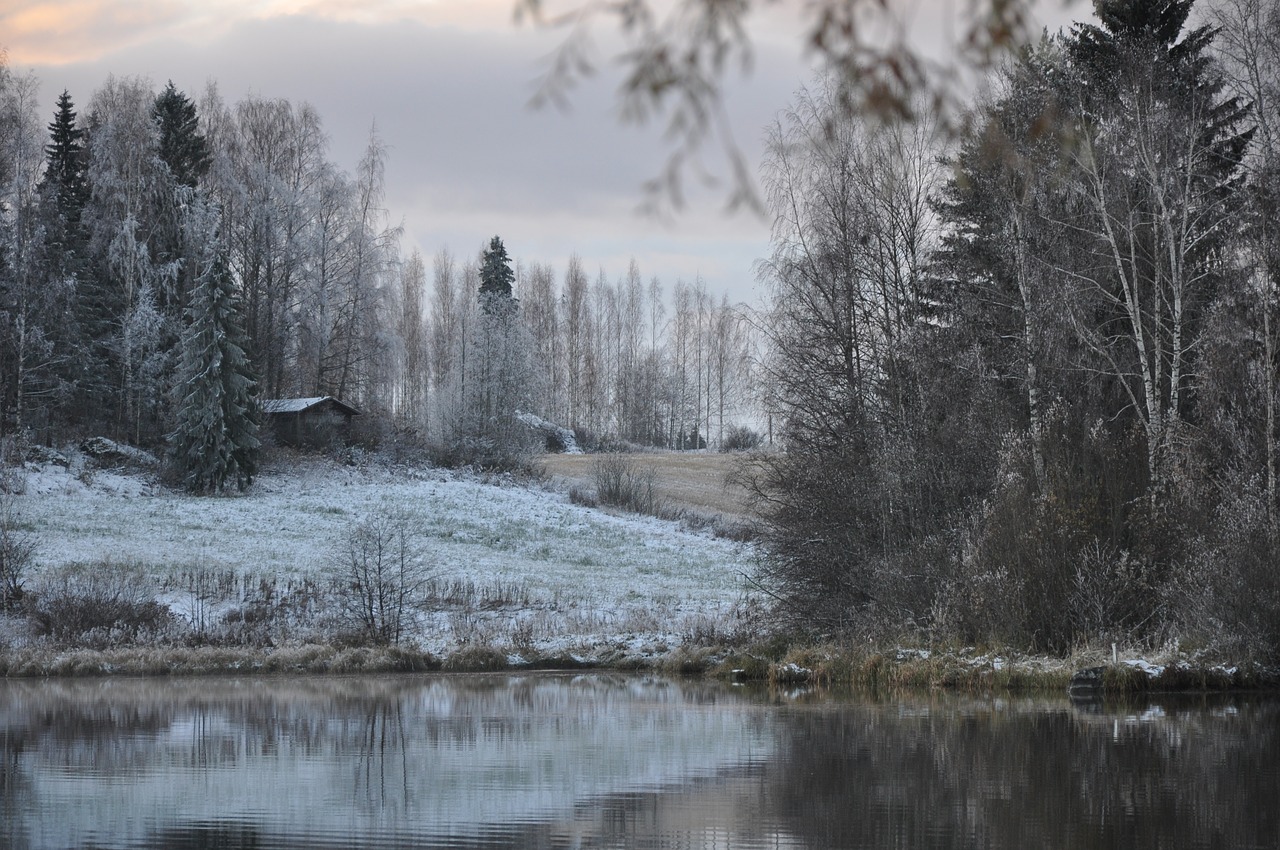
[15,452,760,660]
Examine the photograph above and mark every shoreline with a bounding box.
[3,642,1276,696]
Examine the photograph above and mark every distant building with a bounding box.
[261,396,361,449]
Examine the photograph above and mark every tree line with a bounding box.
[422,246,759,465]
[753,0,1280,658]
[0,67,763,483]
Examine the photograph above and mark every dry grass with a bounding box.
[539,451,758,523]
[0,644,440,677]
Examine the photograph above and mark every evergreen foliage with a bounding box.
[169,256,260,494]
[44,90,88,219]
[152,81,210,189]
[479,236,514,300]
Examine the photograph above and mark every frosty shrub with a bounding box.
[333,510,431,645]
[593,453,661,516]
[1166,480,1280,661]
[28,561,175,647]
[0,493,35,608]
[720,425,763,452]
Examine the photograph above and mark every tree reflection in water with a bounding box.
[769,694,1280,850]
[0,677,1276,849]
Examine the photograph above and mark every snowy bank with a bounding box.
[10,453,758,664]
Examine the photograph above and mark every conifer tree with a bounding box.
[39,89,100,433]
[479,236,515,300]
[153,81,210,189]
[169,255,260,494]
[44,90,88,220]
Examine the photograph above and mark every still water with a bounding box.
[0,673,1276,849]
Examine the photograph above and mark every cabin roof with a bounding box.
[261,396,362,416]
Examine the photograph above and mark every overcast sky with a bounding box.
[3,0,1089,304]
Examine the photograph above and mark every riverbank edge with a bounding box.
[2,642,1276,695]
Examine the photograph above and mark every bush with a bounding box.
[721,425,763,452]
[429,432,539,474]
[332,509,432,645]
[593,453,661,515]
[568,484,599,508]
[1165,479,1280,662]
[0,493,35,608]
[27,561,176,647]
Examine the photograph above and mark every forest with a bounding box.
[1,0,1278,659]
[0,68,763,480]
[749,0,1280,659]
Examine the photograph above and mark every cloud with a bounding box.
[2,0,188,65]
[7,1,1091,305]
[258,0,518,29]
[2,0,527,67]
[14,6,782,302]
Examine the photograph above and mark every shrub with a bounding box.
[1165,479,1280,662]
[721,424,763,452]
[593,452,661,515]
[568,484,598,508]
[429,433,538,474]
[332,509,432,645]
[0,493,35,608]
[27,561,176,647]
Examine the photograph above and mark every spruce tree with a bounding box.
[44,90,88,220]
[39,90,98,429]
[153,81,210,189]
[479,236,515,299]
[169,256,260,494]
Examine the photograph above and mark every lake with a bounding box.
[0,673,1275,849]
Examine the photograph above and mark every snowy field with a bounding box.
[15,453,760,660]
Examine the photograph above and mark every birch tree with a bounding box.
[0,69,64,436]
[396,249,429,428]
[1065,1,1251,494]
[84,75,174,442]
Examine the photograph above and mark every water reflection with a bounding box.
[771,693,1280,850]
[0,675,1276,849]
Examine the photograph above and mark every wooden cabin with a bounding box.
[261,396,361,449]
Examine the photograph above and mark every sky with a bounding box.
[2,0,1090,305]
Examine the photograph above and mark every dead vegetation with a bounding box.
[541,451,759,525]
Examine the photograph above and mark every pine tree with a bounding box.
[169,256,260,494]
[153,81,210,189]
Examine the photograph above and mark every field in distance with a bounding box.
[537,451,759,524]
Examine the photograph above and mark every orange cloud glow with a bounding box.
[1,0,524,67]
[2,0,193,65]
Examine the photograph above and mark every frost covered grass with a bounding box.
[10,452,1273,692]
[10,453,760,669]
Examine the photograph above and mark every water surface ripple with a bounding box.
[0,674,1275,849]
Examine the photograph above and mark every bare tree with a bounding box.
[1065,28,1249,494]
[397,249,429,428]
[757,80,940,453]
[334,510,431,645]
[1209,0,1280,516]
[521,260,562,422]
[214,95,327,399]
[562,254,589,432]
[0,69,69,437]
